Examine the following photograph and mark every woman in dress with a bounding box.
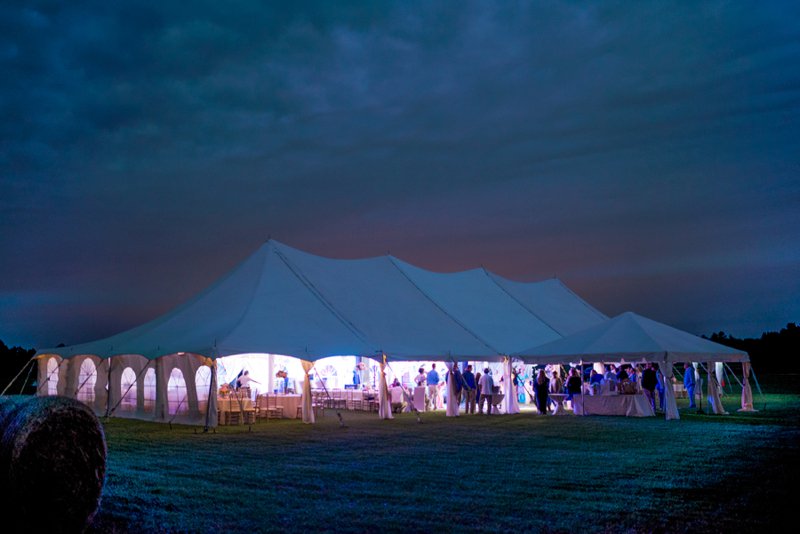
[534,369,549,415]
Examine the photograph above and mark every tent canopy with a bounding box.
[513,311,749,365]
[36,240,608,361]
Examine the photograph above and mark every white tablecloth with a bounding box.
[390,388,404,403]
[217,397,253,412]
[412,387,426,412]
[272,394,302,419]
[572,394,654,417]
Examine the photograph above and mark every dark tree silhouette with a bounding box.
[0,340,38,394]
[705,323,800,372]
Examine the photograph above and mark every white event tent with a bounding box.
[35,240,608,426]
[514,311,751,419]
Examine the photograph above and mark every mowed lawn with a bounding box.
[91,377,799,533]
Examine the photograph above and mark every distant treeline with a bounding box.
[2,324,798,393]
[704,323,800,372]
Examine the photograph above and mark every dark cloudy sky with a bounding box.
[2,1,799,349]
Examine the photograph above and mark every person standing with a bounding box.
[451,364,464,409]
[478,368,494,414]
[566,368,582,400]
[426,363,440,411]
[654,363,666,411]
[641,363,658,411]
[549,370,563,395]
[604,364,616,382]
[684,362,696,408]
[533,369,549,415]
[462,365,477,414]
[474,371,482,409]
[414,367,426,387]
[588,369,604,394]
[237,370,260,389]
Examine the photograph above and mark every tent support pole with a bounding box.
[105,357,113,418]
[1,355,36,396]
[108,363,151,418]
[36,356,67,396]
[749,365,765,409]
[311,363,346,427]
[204,361,216,432]
[577,360,585,415]
[18,358,36,395]
[723,362,744,389]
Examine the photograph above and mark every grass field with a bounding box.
[89,376,799,533]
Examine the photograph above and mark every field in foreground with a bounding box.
[91,377,799,533]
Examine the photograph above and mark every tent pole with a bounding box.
[204,357,217,432]
[105,357,113,418]
[107,363,150,418]
[311,363,346,427]
[19,359,35,395]
[723,362,744,389]
[750,365,763,396]
[36,356,67,396]
[579,359,585,416]
[1,355,36,396]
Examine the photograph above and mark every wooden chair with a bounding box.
[229,393,253,425]
[255,394,267,420]
[312,392,326,418]
[265,394,284,420]
[331,390,346,410]
[368,398,380,412]
[351,392,363,411]
[242,401,256,424]
[217,397,230,425]
[226,397,242,425]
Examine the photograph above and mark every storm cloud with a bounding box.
[2,1,799,347]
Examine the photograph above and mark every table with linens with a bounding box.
[217,396,255,425]
[270,394,302,419]
[572,393,655,417]
[412,386,426,412]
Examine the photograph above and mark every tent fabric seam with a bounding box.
[387,256,499,355]
[483,269,564,337]
[271,243,374,351]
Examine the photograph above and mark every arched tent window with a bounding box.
[76,359,97,404]
[46,357,59,396]
[120,367,137,411]
[143,368,156,413]
[195,366,211,414]
[167,368,188,416]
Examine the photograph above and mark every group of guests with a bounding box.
[529,362,671,414]
[389,360,702,416]
[401,364,502,414]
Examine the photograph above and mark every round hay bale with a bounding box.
[0,395,106,533]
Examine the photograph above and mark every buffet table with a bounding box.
[572,394,654,417]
